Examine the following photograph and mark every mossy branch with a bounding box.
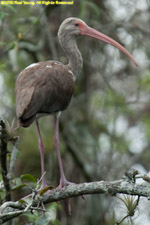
[0,177,150,223]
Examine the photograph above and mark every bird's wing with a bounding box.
[16,86,34,118]
[16,61,74,121]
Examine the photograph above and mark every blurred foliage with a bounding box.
[23,202,61,225]
[0,0,150,224]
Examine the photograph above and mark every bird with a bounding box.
[16,17,138,190]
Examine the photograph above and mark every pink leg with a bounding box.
[35,120,47,188]
[54,116,73,188]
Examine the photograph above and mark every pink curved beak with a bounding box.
[80,25,138,67]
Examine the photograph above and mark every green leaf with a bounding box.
[18,199,26,204]
[11,184,26,191]
[0,190,5,200]
[21,174,37,184]
[0,12,9,20]
[39,185,55,196]
[86,1,100,16]
[35,212,55,225]
[0,64,6,71]
[140,74,150,92]
[33,17,39,24]
[53,219,62,225]
[8,41,15,50]
[5,5,17,13]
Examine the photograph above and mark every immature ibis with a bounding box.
[16,17,138,189]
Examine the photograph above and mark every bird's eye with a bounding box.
[75,23,79,27]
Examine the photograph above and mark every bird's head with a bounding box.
[58,17,138,67]
[58,17,86,37]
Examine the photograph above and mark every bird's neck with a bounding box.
[59,36,83,79]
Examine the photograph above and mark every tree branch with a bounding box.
[0,119,11,201]
[0,177,150,223]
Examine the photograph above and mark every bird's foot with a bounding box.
[56,177,74,215]
[57,177,74,190]
[57,178,85,201]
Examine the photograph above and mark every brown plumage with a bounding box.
[16,61,74,127]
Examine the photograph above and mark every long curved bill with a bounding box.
[80,25,138,67]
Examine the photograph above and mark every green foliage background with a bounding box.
[0,0,150,224]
